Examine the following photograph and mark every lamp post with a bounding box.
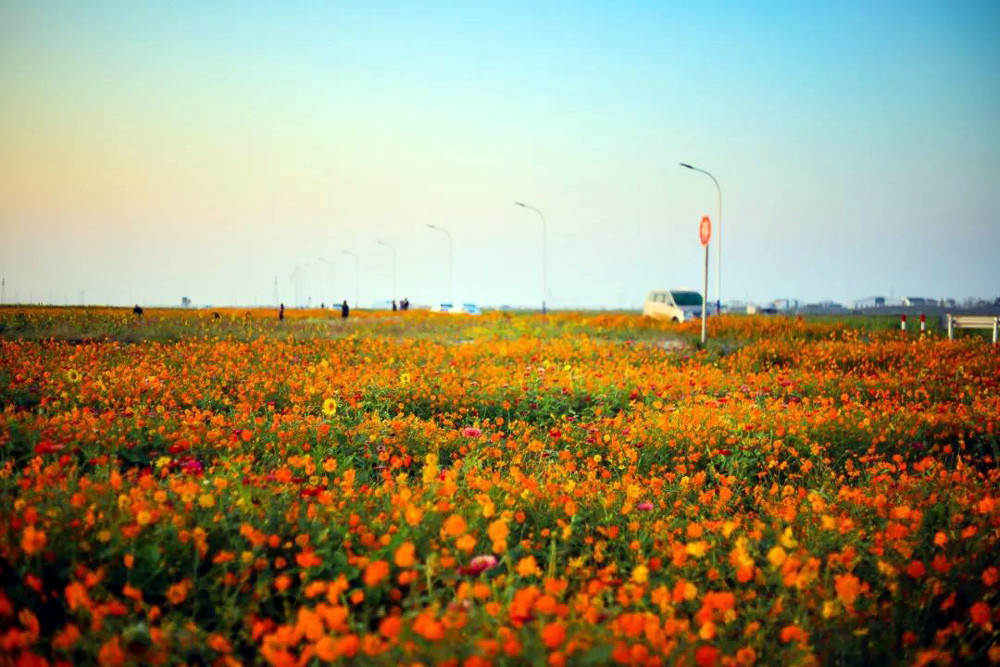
[514,202,547,314]
[317,257,335,308]
[341,249,359,309]
[376,240,397,305]
[425,224,454,305]
[680,163,722,315]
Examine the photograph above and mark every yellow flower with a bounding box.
[322,398,338,417]
[767,546,787,568]
[686,541,708,558]
[65,369,82,383]
[198,493,216,508]
[516,556,542,577]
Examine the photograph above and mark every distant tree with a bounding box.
[181,296,192,308]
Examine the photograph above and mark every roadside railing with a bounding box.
[947,314,999,344]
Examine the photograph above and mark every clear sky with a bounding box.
[1,1,998,308]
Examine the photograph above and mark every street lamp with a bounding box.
[514,201,547,314]
[425,224,454,305]
[376,240,397,305]
[341,249,359,309]
[680,163,722,315]
[317,257,335,308]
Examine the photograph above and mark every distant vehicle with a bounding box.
[429,302,481,315]
[643,289,704,323]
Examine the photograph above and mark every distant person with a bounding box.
[213,312,221,319]
[402,297,409,311]
[392,299,397,312]
[279,303,285,321]
[341,300,350,319]
[132,304,143,317]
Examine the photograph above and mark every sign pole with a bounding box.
[698,215,712,347]
[701,242,708,345]
[699,215,711,346]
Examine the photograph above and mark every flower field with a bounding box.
[1,308,998,666]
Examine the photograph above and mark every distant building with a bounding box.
[852,296,886,309]
[902,297,933,307]
[772,299,799,312]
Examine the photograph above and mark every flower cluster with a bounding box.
[1,308,998,665]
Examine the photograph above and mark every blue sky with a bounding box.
[1,1,998,307]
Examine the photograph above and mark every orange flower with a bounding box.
[208,634,232,653]
[541,621,566,649]
[905,560,926,579]
[695,645,719,667]
[834,573,860,606]
[443,514,468,537]
[315,636,338,661]
[735,646,757,666]
[65,581,92,611]
[296,549,323,569]
[98,636,126,667]
[166,579,192,605]
[21,525,46,556]
[970,601,991,627]
[378,615,402,638]
[516,556,542,578]
[780,625,808,644]
[394,542,416,568]
[364,560,390,587]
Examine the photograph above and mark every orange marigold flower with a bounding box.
[363,560,390,587]
[488,519,509,543]
[315,636,338,661]
[443,514,468,538]
[21,525,47,556]
[379,615,402,638]
[905,560,926,579]
[695,644,719,667]
[65,582,92,611]
[834,573,860,606]
[516,556,542,578]
[394,542,416,568]
[52,623,81,650]
[541,621,566,649]
[735,646,757,666]
[98,636,126,667]
[208,634,232,653]
[296,549,322,569]
[970,601,991,627]
[166,579,192,605]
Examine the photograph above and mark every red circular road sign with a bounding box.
[699,216,711,246]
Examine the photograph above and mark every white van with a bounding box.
[643,290,704,322]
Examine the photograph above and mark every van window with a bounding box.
[670,291,703,306]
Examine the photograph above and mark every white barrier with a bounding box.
[947,315,999,344]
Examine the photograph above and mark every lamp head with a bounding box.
[514,201,526,207]
[680,163,694,169]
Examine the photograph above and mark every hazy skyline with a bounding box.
[2,1,998,308]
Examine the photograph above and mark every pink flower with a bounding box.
[462,427,482,438]
[637,501,655,511]
[459,554,498,576]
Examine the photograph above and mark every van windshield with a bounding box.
[670,291,703,306]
